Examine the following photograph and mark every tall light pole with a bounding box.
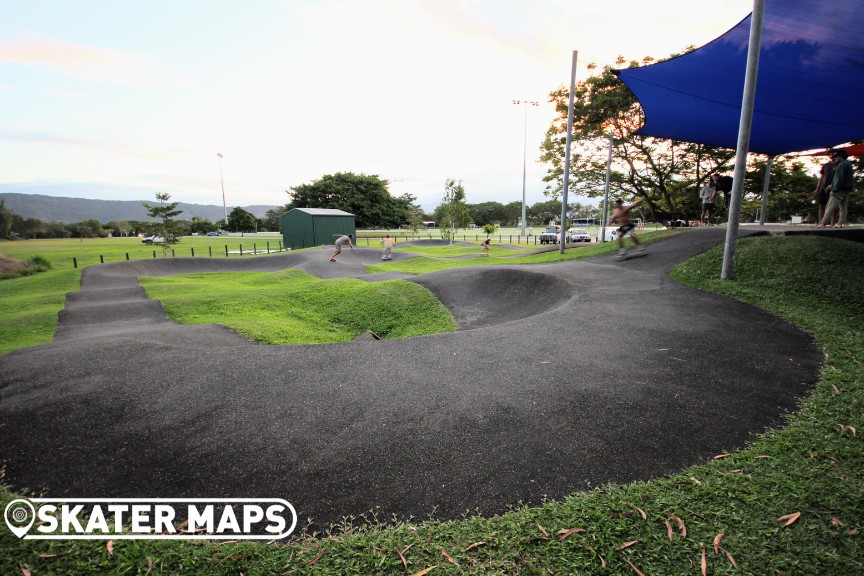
[513,99,539,236]
[217,153,227,225]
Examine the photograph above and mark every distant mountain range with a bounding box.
[0,193,280,224]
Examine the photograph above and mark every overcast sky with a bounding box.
[1,0,754,211]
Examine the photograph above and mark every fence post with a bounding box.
[253,243,257,254]
[266,241,270,254]
[126,252,130,260]
[73,257,78,269]
[240,244,243,256]
[153,251,157,258]
[191,247,195,257]
[171,249,175,257]
[100,255,104,263]
[225,245,228,257]
[209,246,213,257]
[279,241,283,251]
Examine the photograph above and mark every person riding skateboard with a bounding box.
[330,233,354,262]
[609,197,644,258]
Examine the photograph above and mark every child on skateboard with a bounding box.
[608,197,644,258]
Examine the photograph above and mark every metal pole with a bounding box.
[560,50,578,254]
[759,156,772,225]
[722,0,765,280]
[513,100,538,236]
[600,133,613,242]
[217,153,227,225]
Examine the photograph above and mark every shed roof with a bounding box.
[290,208,354,216]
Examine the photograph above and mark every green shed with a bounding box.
[280,208,356,249]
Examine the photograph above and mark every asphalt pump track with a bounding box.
[0,229,822,528]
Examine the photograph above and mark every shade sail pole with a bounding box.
[560,50,578,253]
[722,0,765,280]
[758,156,772,225]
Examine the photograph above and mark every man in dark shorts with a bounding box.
[609,197,644,257]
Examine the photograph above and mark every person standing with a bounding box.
[380,234,394,260]
[481,238,491,256]
[817,149,854,228]
[813,157,837,225]
[699,177,718,226]
[330,233,354,262]
[608,197,644,257]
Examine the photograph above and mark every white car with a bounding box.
[141,235,165,244]
[567,228,591,243]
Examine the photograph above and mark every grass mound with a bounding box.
[139,268,457,343]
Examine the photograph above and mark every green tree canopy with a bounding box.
[433,179,471,243]
[143,193,183,245]
[287,172,412,228]
[227,207,257,234]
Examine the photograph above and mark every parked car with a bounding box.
[206,231,220,236]
[538,226,560,244]
[141,235,165,244]
[567,228,591,243]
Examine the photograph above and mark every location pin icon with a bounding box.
[4,499,35,538]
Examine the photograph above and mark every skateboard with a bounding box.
[616,250,647,261]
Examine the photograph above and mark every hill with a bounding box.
[0,193,279,224]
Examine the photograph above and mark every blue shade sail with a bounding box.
[613,0,864,155]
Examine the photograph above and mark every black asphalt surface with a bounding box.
[0,227,827,529]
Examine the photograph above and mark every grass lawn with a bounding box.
[140,269,457,343]
[2,234,862,574]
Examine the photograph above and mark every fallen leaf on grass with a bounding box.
[713,453,732,459]
[719,546,738,568]
[20,566,31,576]
[665,519,674,540]
[848,528,859,536]
[410,567,437,576]
[713,533,724,554]
[701,548,707,576]
[831,517,845,526]
[755,455,772,459]
[778,512,801,527]
[622,556,645,576]
[217,540,238,546]
[832,384,841,395]
[145,557,153,576]
[537,523,548,536]
[465,541,486,552]
[839,424,858,437]
[558,527,586,541]
[302,547,326,567]
[622,502,647,520]
[398,543,414,570]
[619,540,639,550]
[441,549,459,566]
[37,554,59,558]
[670,514,687,537]
[106,540,114,556]
[690,476,702,485]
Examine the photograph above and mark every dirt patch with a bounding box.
[0,254,28,276]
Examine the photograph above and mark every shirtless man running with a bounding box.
[608,197,644,258]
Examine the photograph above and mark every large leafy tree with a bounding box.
[227,207,257,234]
[540,58,738,222]
[286,172,412,228]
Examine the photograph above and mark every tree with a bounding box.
[527,200,563,226]
[433,179,471,249]
[143,193,183,254]
[0,201,12,240]
[262,207,287,232]
[287,172,411,228]
[190,217,218,235]
[481,223,498,237]
[227,207,257,235]
[540,57,737,222]
[469,201,510,226]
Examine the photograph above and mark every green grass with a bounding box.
[139,269,457,343]
[367,229,680,275]
[3,234,863,574]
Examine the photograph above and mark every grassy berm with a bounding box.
[2,234,862,574]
